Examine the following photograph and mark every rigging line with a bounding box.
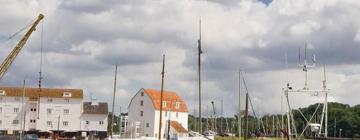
[299,103,322,137]
[298,108,309,123]
[248,95,260,129]
[4,20,34,42]
[242,74,261,129]
[203,49,228,88]
[243,74,266,133]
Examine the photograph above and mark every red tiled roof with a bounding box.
[0,87,83,99]
[170,121,187,133]
[143,89,188,112]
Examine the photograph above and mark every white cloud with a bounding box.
[0,0,360,116]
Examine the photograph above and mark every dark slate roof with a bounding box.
[83,102,108,115]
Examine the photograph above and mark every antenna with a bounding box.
[285,42,330,139]
[298,42,316,89]
[304,43,307,65]
[298,47,301,66]
[285,49,292,90]
[323,64,327,90]
[199,17,202,42]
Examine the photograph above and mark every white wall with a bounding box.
[0,95,107,133]
[127,89,189,139]
[0,96,28,131]
[80,114,108,131]
[154,110,188,139]
[37,97,82,131]
[127,89,155,138]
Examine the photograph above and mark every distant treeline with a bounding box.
[188,102,360,138]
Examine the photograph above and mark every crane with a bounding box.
[0,14,44,80]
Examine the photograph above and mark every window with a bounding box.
[145,134,149,137]
[175,102,180,109]
[65,99,70,103]
[140,111,143,116]
[64,109,69,115]
[0,90,5,96]
[30,108,37,112]
[99,121,104,125]
[176,112,179,118]
[0,120,2,125]
[165,111,167,117]
[86,121,90,125]
[146,123,149,127]
[47,98,53,102]
[63,121,69,126]
[13,108,19,113]
[63,92,72,97]
[163,101,166,107]
[47,109,52,114]
[30,120,36,123]
[13,120,19,125]
[140,100,144,106]
[47,121,52,127]
[141,92,144,96]
[0,107,2,113]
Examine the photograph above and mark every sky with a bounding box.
[0,0,360,117]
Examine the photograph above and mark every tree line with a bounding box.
[188,102,360,138]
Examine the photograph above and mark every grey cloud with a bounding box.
[1,0,360,116]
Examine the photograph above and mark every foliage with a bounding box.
[189,102,360,138]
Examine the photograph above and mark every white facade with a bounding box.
[0,87,108,135]
[37,97,82,131]
[80,114,107,132]
[0,96,27,131]
[127,88,188,139]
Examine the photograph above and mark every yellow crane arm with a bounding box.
[0,14,44,80]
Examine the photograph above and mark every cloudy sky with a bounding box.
[1,0,360,117]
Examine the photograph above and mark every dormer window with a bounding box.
[162,101,167,108]
[0,90,5,96]
[175,102,180,109]
[63,92,72,98]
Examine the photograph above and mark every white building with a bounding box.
[119,113,128,138]
[80,101,108,138]
[0,87,108,138]
[127,88,189,139]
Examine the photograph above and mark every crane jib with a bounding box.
[0,14,44,81]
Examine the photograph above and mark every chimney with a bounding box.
[91,96,98,106]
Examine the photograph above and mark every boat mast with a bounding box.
[238,70,242,139]
[111,64,118,137]
[20,80,26,140]
[244,93,249,140]
[158,55,165,140]
[197,19,203,134]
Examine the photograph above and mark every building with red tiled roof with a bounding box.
[127,88,189,139]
